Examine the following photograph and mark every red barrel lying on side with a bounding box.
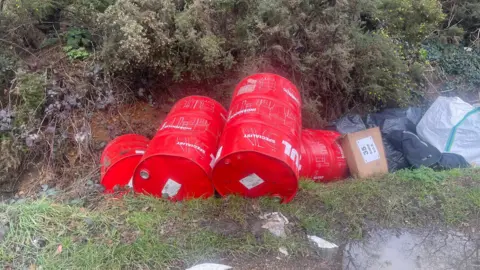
[133,96,227,200]
[100,134,149,193]
[300,130,348,182]
[212,73,302,203]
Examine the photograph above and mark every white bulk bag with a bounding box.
[416,96,480,165]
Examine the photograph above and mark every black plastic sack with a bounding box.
[435,153,471,170]
[388,130,441,168]
[382,137,409,172]
[366,108,422,134]
[332,114,366,134]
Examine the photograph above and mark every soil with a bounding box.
[90,101,168,142]
[227,254,340,270]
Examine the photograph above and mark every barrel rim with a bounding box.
[101,153,144,188]
[101,134,149,160]
[134,153,212,180]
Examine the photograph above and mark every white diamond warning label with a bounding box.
[240,173,264,190]
[161,179,182,198]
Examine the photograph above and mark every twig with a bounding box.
[0,38,38,59]
[447,3,456,28]
[117,106,134,133]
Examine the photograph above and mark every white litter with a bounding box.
[279,247,289,256]
[259,212,289,238]
[307,235,338,249]
[186,263,232,270]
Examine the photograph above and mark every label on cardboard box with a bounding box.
[356,136,380,164]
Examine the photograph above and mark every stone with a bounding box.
[259,212,289,238]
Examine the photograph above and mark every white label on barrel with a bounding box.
[240,173,264,190]
[162,179,182,198]
[127,177,133,188]
[135,150,145,155]
[356,136,380,164]
[237,80,257,96]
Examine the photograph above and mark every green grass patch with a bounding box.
[0,168,479,269]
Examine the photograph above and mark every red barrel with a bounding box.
[133,96,227,200]
[212,73,302,203]
[300,130,348,182]
[100,134,149,193]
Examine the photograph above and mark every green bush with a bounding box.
[373,0,445,43]
[424,41,480,91]
[98,0,234,79]
[98,0,446,120]
[351,30,416,108]
[440,0,480,44]
[63,28,93,60]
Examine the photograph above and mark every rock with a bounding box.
[259,212,289,238]
[186,263,232,270]
[307,235,339,260]
[84,218,94,226]
[279,246,289,256]
[32,238,47,248]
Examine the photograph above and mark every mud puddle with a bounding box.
[343,228,480,270]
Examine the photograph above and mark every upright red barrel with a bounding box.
[212,73,302,203]
[300,130,348,182]
[100,134,149,193]
[133,96,227,200]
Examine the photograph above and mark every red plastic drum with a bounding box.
[133,96,227,201]
[300,130,348,182]
[212,73,302,203]
[100,134,149,193]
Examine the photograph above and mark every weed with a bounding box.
[63,47,90,60]
[13,72,46,126]
[63,28,93,60]
[0,136,24,188]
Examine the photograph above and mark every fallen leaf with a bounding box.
[55,244,62,255]
[29,264,37,270]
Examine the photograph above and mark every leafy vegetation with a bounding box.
[425,41,480,92]
[97,0,446,117]
[0,168,478,269]
[63,28,93,60]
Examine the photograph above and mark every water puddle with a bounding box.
[343,228,480,270]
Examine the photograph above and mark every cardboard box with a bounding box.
[340,127,388,178]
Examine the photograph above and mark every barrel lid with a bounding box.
[133,155,214,200]
[100,134,149,193]
[212,151,298,203]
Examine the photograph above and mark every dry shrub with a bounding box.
[99,0,444,124]
[0,137,23,189]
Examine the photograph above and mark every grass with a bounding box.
[0,167,479,269]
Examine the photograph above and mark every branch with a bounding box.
[0,38,39,59]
